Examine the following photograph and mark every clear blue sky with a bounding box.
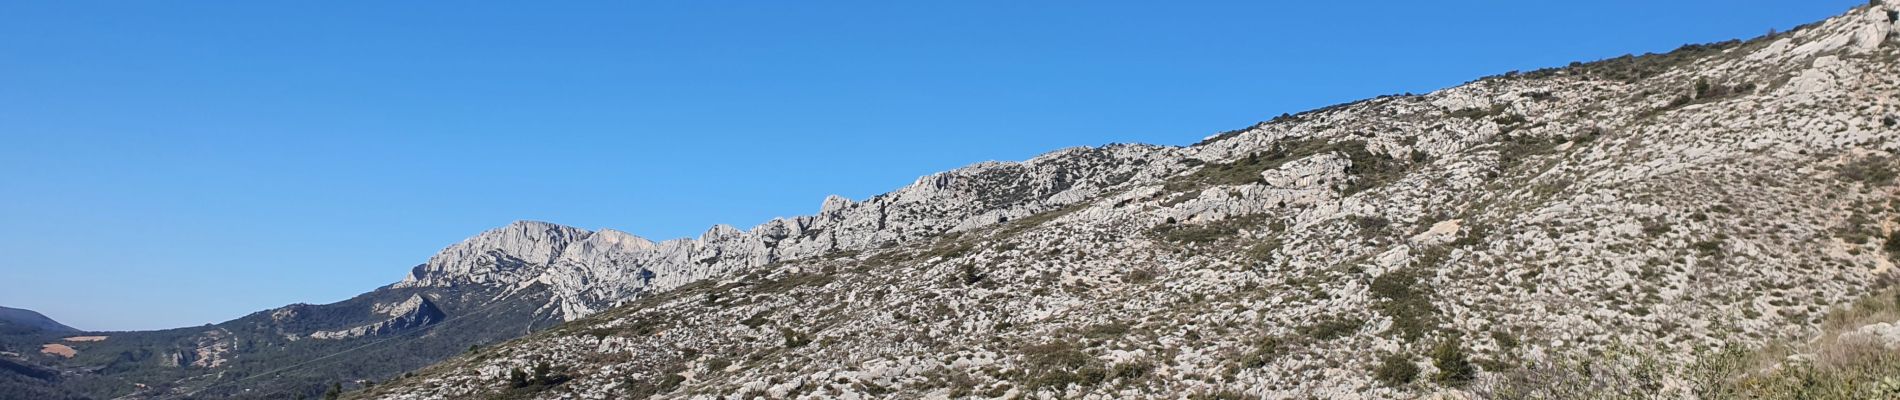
[0,1,1859,331]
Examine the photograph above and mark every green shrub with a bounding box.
[1371,268,1439,341]
[506,368,528,389]
[1150,214,1270,244]
[1110,360,1154,380]
[780,328,812,348]
[498,361,570,397]
[1432,338,1476,386]
[1694,240,1723,256]
[1837,155,1897,185]
[1495,134,1568,172]
[1082,322,1131,339]
[1491,330,1519,350]
[1188,390,1248,400]
[958,264,984,286]
[1238,336,1288,368]
[1154,224,1231,243]
[1166,138,1409,195]
[1020,342,1105,391]
[1448,105,1507,120]
[1521,40,1743,83]
[1246,239,1282,261]
[531,362,552,385]
[1125,267,1161,284]
[740,312,771,329]
[625,373,686,398]
[1171,138,1321,189]
[1374,354,1420,387]
[1337,141,1406,195]
[1353,215,1391,232]
[1886,233,1900,260]
[1300,317,1364,341]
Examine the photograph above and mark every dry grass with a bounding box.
[40,343,76,358]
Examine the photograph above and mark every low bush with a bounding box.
[1020,342,1106,391]
[1374,354,1419,387]
[780,328,812,348]
[1432,338,1476,386]
[1300,317,1364,341]
[1371,268,1439,341]
[1237,336,1289,369]
[1837,155,1897,186]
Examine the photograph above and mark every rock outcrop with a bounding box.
[396,145,1187,321]
[310,295,446,340]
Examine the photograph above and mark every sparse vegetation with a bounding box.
[1300,316,1364,341]
[1837,154,1897,186]
[1337,141,1407,195]
[1523,40,1744,83]
[1371,268,1439,341]
[1245,239,1282,261]
[780,328,812,348]
[958,264,985,286]
[624,371,687,399]
[1125,266,1161,283]
[1237,335,1288,369]
[1494,133,1568,172]
[1449,104,1508,120]
[1886,233,1900,260]
[1151,214,1270,244]
[496,361,568,397]
[1019,342,1106,391]
[1082,322,1131,339]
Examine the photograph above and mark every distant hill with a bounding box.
[0,307,77,334]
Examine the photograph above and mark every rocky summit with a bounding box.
[331,3,1900,400]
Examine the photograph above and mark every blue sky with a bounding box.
[0,0,1861,331]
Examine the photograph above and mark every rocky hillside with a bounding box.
[0,143,1186,400]
[396,144,1185,322]
[0,121,1187,399]
[342,3,1900,399]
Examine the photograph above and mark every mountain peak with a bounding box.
[395,221,593,288]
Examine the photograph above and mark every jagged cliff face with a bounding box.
[396,144,1187,321]
[349,4,1900,400]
